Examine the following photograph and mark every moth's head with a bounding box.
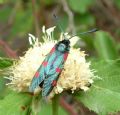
[56,39,70,53]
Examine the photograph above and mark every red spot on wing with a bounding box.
[42,61,48,67]
[56,67,61,73]
[64,53,68,61]
[52,80,57,86]
[50,46,55,54]
[35,71,40,78]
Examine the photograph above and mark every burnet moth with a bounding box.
[29,14,98,97]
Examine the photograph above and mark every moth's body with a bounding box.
[45,51,63,75]
[29,39,70,97]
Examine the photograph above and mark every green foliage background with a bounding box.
[0,0,120,115]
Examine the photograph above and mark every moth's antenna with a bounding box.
[53,14,66,38]
[69,28,98,39]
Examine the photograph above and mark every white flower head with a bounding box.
[6,26,95,99]
[42,26,56,41]
[42,26,46,34]
[28,33,36,44]
[70,36,80,47]
[46,26,56,36]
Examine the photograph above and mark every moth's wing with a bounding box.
[42,72,61,97]
[42,53,68,97]
[29,65,45,92]
[29,46,56,92]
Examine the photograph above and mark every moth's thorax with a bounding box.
[56,39,70,53]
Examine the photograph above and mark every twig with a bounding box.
[60,97,77,115]
[31,0,40,38]
[96,0,120,27]
[60,0,76,34]
[0,40,18,58]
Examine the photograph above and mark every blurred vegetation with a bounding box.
[0,0,120,115]
[0,0,120,58]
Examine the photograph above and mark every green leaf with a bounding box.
[114,0,120,9]
[0,57,13,69]
[0,91,32,115]
[0,77,6,99]
[31,94,67,115]
[27,93,68,115]
[0,6,12,22]
[39,103,67,115]
[0,0,4,4]
[75,13,95,26]
[41,0,55,6]
[75,60,120,115]
[10,4,33,38]
[0,57,13,99]
[94,31,119,61]
[68,0,94,13]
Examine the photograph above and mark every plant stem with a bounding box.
[52,95,59,115]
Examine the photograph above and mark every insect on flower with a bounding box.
[29,15,98,97]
